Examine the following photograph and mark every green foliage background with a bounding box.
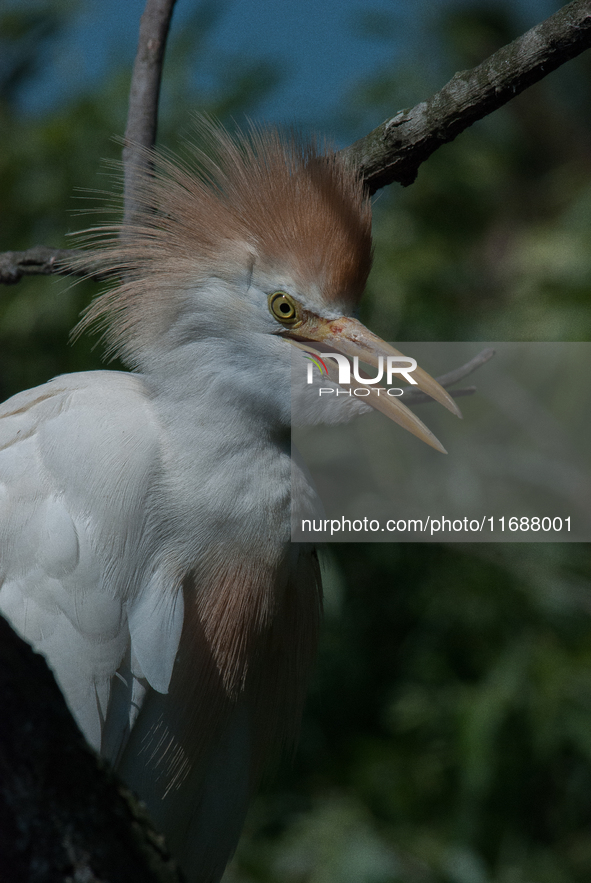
[2,3,591,882]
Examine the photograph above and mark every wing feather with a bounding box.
[127,565,185,693]
[0,371,181,753]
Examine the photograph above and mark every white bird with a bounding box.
[0,121,459,882]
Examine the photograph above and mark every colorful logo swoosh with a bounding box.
[304,352,329,375]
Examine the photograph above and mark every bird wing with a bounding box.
[0,370,183,753]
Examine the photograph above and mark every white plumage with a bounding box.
[0,120,457,882]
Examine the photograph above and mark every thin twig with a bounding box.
[344,0,591,191]
[402,348,496,405]
[0,247,103,285]
[122,0,177,226]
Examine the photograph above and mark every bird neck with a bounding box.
[141,329,293,433]
[137,329,294,576]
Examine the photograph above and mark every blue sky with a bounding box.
[19,0,558,138]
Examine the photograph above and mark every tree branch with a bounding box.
[122,0,177,225]
[344,0,591,191]
[0,247,104,284]
[0,617,185,882]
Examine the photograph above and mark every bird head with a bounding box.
[76,119,459,449]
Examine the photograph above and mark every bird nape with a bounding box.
[0,119,459,882]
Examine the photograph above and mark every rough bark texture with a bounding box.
[0,616,185,883]
[343,0,591,191]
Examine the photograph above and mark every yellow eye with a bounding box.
[268,291,300,326]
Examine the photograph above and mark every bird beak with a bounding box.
[286,315,460,454]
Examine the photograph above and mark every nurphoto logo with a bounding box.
[304,352,418,398]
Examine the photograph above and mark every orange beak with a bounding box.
[287,315,460,454]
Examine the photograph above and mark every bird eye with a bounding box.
[268,291,300,326]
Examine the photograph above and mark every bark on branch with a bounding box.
[0,617,184,882]
[343,0,591,191]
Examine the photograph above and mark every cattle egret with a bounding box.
[0,121,459,882]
